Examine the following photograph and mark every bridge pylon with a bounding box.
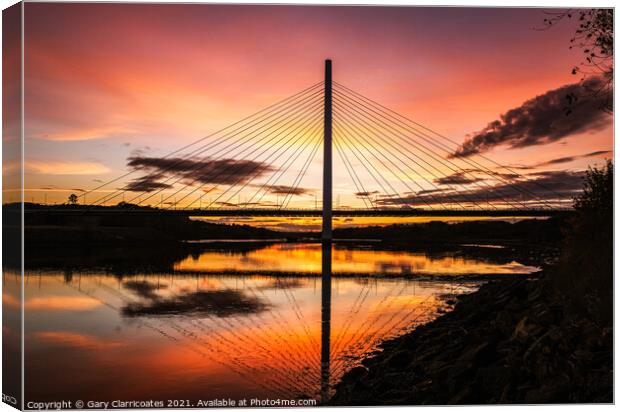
[320,59,333,402]
[322,59,333,242]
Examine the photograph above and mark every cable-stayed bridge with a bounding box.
[34,60,574,239]
[21,60,577,403]
[33,207,571,218]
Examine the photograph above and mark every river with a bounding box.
[6,241,539,404]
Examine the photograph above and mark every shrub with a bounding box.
[556,160,613,326]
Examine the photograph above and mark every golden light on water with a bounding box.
[174,243,540,275]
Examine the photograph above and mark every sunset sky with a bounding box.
[15,4,613,229]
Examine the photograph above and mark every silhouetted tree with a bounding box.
[574,159,613,213]
[557,160,612,325]
[68,193,78,205]
[541,9,613,114]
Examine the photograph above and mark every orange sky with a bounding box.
[13,4,613,228]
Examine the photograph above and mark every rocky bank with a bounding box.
[330,275,612,405]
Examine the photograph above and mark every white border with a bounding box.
[0,1,616,412]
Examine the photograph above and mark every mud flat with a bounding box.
[330,274,612,405]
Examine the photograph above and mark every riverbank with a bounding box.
[330,274,612,405]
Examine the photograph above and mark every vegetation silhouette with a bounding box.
[555,160,612,325]
[331,161,613,404]
[542,9,613,114]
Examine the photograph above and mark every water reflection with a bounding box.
[122,288,268,317]
[321,242,332,403]
[20,242,535,404]
[174,243,539,276]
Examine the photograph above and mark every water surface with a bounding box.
[16,242,538,404]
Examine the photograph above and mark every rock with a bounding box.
[341,366,368,383]
[330,276,612,405]
[387,350,413,368]
[510,316,542,342]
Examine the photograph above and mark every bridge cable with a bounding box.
[214,113,325,209]
[333,81,560,206]
[333,138,374,210]
[333,125,415,210]
[84,81,323,206]
[280,139,321,210]
[253,128,323,209]
[333,82,563,208]
[334,111,444,209]
[333,92,517,210]
[334,122,433,210]
[333,87,532,210]
[166,98,323,209]
[201,106,323,209]
[333,81,551,206]
[333,86,532,209]
[335,100,462,210]
[132,94,323,208]
[281,136,323,209]
[89,85,324,208]
[334,97,480,210]
[244,125,323,209]
[135,91,324,208]
[177,98,324,210]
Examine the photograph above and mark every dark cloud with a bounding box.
[124,156,277,192]
[540,156,579,166]
[201,186,218,194]
[214,201,239,208]
[355,190,380,197]
[416,188,452,196]
[261,185,314,196]
[129,146,151,158]
[494,171,521,180]
[431,168,519,188]
[434,172,484,185]
[210,200,274,208]
[508,150,612,170]
[537,150,613,167]
[453,77,612,157]
[583,150,613,157]
[376,170,585,207]
[124,175,173,192]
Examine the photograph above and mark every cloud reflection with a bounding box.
[121,289,268,317]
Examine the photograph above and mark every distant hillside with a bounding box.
[6,202,570,245]
[333,218,566,245]
[8,203,285,244]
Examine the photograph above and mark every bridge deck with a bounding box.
[23,208,574,218]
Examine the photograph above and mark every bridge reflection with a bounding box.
[321,242,332,403]
[21,243,526,402]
